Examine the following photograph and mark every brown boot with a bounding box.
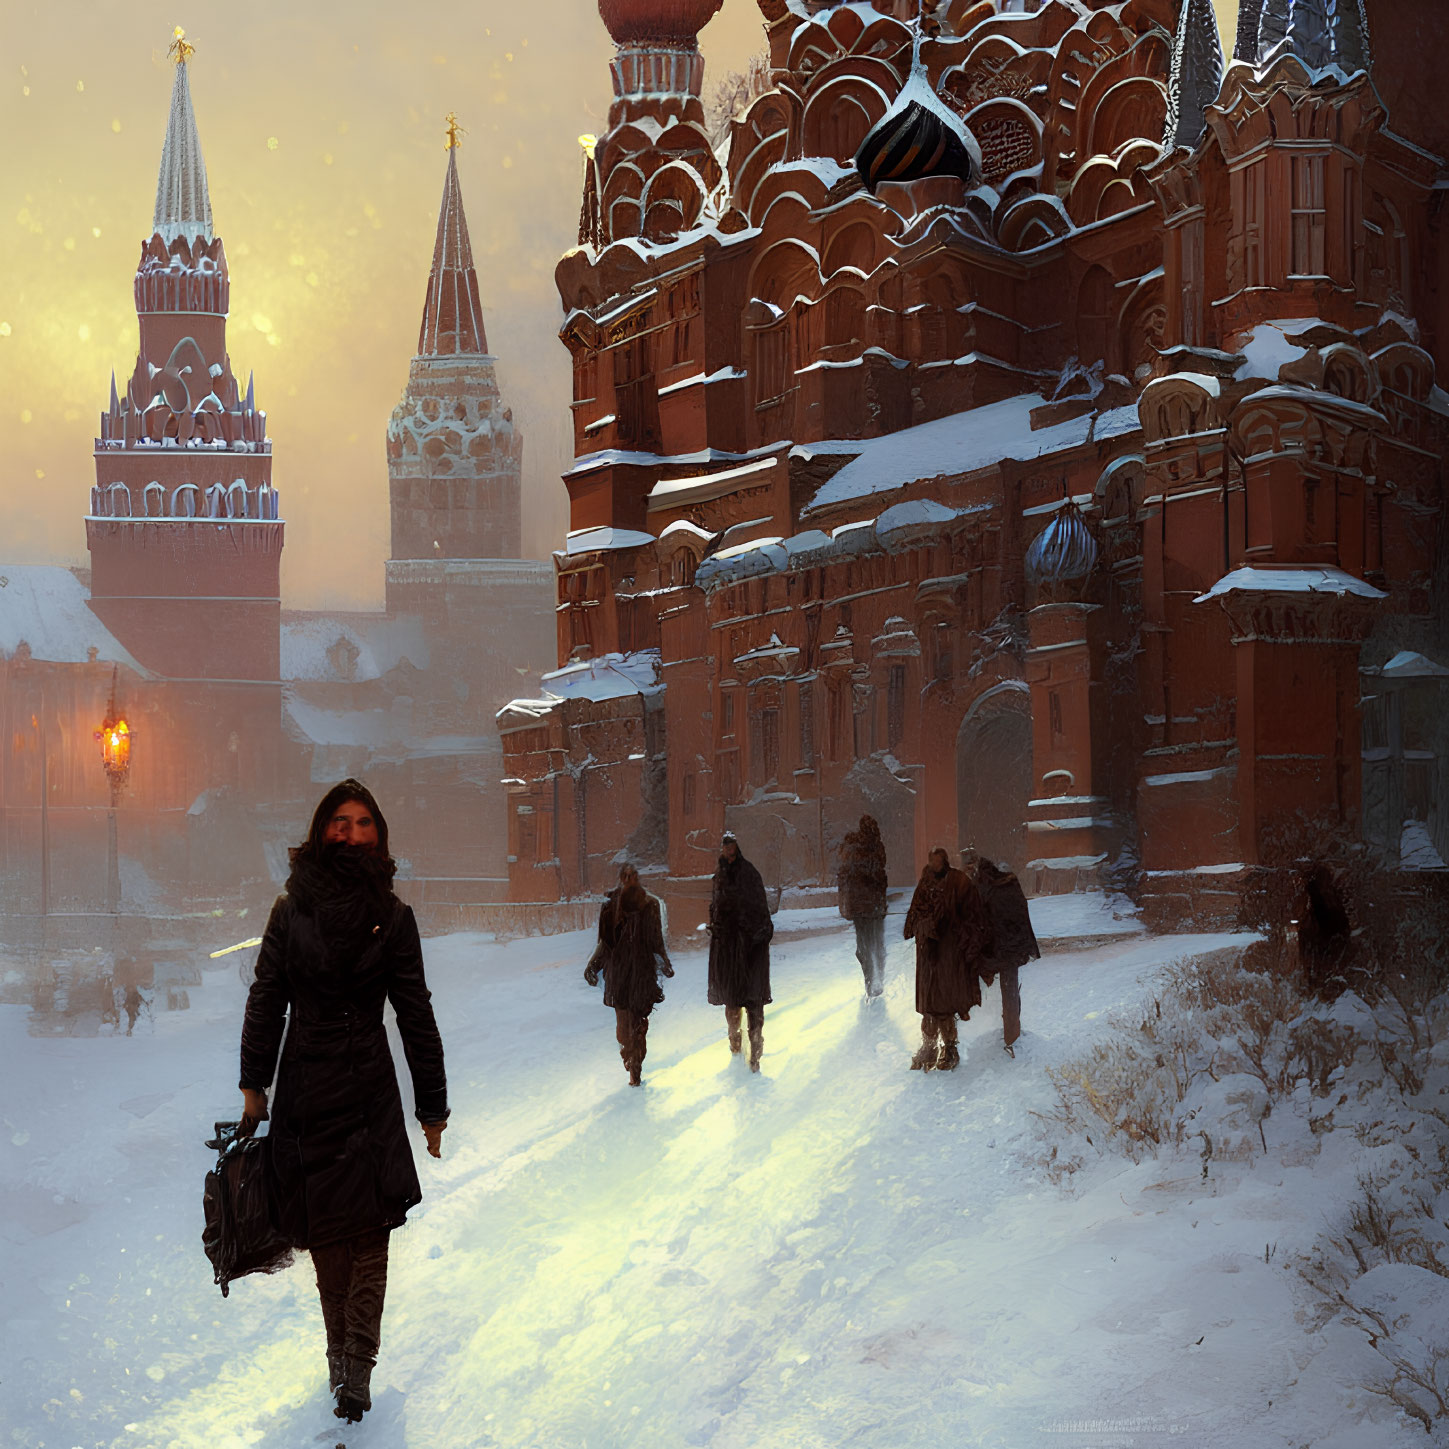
[334,1354,373,1422]
[726,1006,742,1055]
[910,1016,940,1071]
[746,1005,763,1073]
[938,1017,960,1071]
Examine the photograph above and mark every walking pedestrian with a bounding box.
[237,779,449,1425]
[123,983,145,1036]
[837,815,888,998]
[965,849,1039,1057]
[585,864,674,1086]
[707,831,773,1071]
[903,847,987,1071]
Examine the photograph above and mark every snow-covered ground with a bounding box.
[0,919,1426,1448]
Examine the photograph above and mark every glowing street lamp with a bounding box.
[99,715,132,787]
[95,669,134,914]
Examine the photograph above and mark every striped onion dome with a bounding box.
[1024,501,1100,595]
[855,36,981,195]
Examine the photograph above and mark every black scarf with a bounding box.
[285,844,397,957]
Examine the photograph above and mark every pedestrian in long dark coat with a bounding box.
[707,831,773,1071]
[837,815,888,998]
[969,852,1039,1056]
[238,779,448,1425]
[586,864,674,1086]
[903,847,986,1071]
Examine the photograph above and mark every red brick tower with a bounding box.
[386,130,523,569]
[88,43,283,687]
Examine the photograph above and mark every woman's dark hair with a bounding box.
[294,778,392,862]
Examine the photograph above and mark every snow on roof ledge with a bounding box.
[1370,650,1449,679]
[658,519,717,544]
[1194,566,1388,604]
[0,565,148,671]
[497,698,558,726]
[802,393,1101,515]
[561,526,656,556]
[537,649,663,703]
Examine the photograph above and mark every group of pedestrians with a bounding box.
[583,831,775,1081]
[227,781,1041,1426]
[581,815,1039,1084]
[900,840,1039,1071]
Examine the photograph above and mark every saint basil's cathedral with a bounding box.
[498,0,1449,935]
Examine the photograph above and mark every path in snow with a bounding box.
[0,917,1415,1449]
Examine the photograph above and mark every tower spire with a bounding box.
[152,31,212,245]
[1245,0,1372,78]
[1163,0,1225,149]
[417,134,489,357]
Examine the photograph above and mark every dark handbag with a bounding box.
[202,1119,294,1297]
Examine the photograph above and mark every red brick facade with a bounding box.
[500,0,1449,931]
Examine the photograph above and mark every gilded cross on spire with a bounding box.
[168,26,195,65]
[444,112,465,150]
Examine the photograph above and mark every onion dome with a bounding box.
[855,37,981,195]
[1024,500,1099,598]
[598,0,724,45]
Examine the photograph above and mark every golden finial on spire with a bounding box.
[444,112,466,150]
[578,133,598,161]
[168,26,195,65]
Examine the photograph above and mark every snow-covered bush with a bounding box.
[1290,942,1449,1435]
[1034,946,1365,1168]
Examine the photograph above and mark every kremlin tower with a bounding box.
[386,128,523,564]
[88,35,283,688]
[383,126,552,736]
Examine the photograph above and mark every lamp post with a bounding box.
[32,706,50,917]
[96,670,133,916]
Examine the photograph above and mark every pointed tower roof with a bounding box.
[152,57,213,245]
[1242,0,1372,80]
[1233,0,1266,61]
[1163,0,1225,149]
[417,145,489,358]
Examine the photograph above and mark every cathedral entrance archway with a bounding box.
[956,682,1033,875]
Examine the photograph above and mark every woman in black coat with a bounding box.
[585,864,674,1086]
[238,780,449,1424]
[707,832,774,1071]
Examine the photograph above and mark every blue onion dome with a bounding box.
[855,36,982,196]
[1024,500,1100,597]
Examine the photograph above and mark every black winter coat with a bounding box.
[707,851,773,1008]
[592,890,670,1016]
[239,884,448,1250]
[976,861,1040,982]
[904,865,985,1018]
[837,831,888,922]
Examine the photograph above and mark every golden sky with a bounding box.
[0,1,1236,611]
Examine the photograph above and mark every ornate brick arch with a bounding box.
[955,678,1033,874]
